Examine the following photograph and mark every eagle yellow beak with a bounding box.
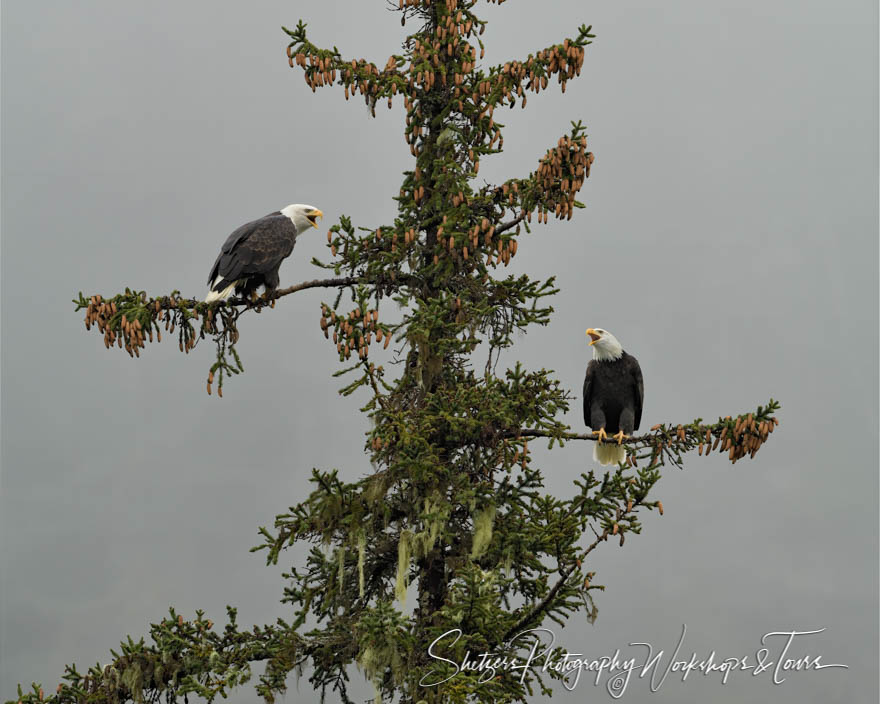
[586,328,601,345]
[307,209,323,228]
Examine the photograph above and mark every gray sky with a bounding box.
[2,1,877,702]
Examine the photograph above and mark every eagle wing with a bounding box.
[208,213,297,288]
[630,355,644,430]
[582,360,597,427]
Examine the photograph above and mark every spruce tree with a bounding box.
[15,1,779,703]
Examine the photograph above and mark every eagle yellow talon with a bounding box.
[612,430,628,445]
[593,428,608,444]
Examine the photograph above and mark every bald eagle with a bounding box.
[583,328,644,466]
[205,204,323,303]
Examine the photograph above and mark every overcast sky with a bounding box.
[1,1,877,702]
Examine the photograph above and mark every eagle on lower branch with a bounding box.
[205,204,323,303]
[583,328,644,466]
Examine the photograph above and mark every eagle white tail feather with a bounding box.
[594,443,626,466]
[205,280,238,303]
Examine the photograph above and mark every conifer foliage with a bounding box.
[24,2,781,703]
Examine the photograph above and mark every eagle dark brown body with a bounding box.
[205,204,322,303]
[583,351,644,437]
[207,212,297,300]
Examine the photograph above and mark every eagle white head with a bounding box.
[280,204,323,233]
[586,328,623,362]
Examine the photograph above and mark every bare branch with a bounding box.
[500,526,609,643]
[494,210,528,236]
[225,276,358,307]
[201,276,359,311]
[514,427,657,445]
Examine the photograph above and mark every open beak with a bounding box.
[586,328,601,345]
[306,209,323,228]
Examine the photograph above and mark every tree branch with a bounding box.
[73,276,363,391]
[197,276,358,311]
[500,526,609,644]
[512,400,781,465]
[494,210,528,236]
[227,276,358,307]
[75,277,359,316]
[515,427,656,445]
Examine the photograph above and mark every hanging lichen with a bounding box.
[395,530,413,605]
[357,532,366,598]
[501,549,512,577]
[120,663,144,704]
[470,504,496,560]
[357,624,403,704]
[357,647,382,704]
[412,496,449,559]
[364,471,390,505]
[337,545,345,592]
